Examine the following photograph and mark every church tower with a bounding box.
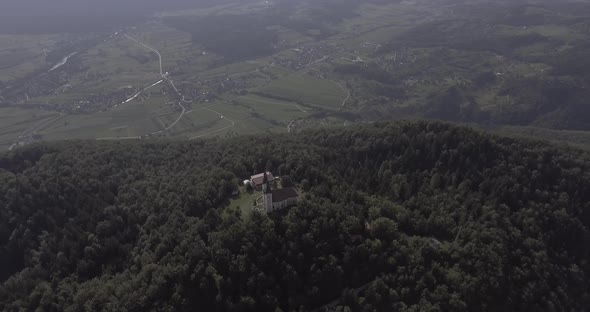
[262,172,273,213]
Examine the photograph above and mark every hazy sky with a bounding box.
[0,0,210,15]
[0,0,232,34]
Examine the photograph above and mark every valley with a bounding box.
[2,1,590,310]
[2,0,590,150]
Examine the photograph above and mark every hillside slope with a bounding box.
[0,121,589,311]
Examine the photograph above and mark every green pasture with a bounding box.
[0,107,58,149]
[236,95,309,122]
[256,74,348,108]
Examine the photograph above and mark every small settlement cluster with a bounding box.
[245,172,299,213]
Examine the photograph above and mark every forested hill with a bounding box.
[1,121,589,311]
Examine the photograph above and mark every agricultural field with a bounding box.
[3,0,590,150]
[0,107,59,150]
[255,74,349,109]
[36,96,172,141]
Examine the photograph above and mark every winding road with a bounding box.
[124,34,187,132]
[123,33,235,138]
[124,34,164,76]
[96,33,185,140]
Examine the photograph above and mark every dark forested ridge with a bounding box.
[0,121,589,311]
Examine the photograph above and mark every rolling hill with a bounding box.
[1,121,589,311]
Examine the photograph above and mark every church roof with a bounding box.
[251,172,274,186]
[272,187,299,203]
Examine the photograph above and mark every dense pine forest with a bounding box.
[0,121,589,311]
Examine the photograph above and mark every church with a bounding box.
[261,173,299,213]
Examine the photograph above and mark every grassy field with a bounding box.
[256,74,348,108]
[72,36,161,91]
[35,95,172,140]
[236,95,310,121]
[206,101,282,134]
[168,107,220,136]
[0,107,59,149]
[0,96,287,150]
[195,61,262,80]
[228,186,262,218]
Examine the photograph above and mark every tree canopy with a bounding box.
[0,121,589,311]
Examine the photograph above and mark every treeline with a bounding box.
[0,121,589,311]
[164,13,280,60]
[422,78,590,130]
[389,18,554,57]
[340,5,590,131]
[164,0,365,60]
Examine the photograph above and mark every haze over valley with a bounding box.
[2,0,590,150]
[1,1,590,311]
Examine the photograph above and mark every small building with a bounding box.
[262,173,299,213]
[250,171,274,190]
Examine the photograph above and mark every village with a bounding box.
[274,42,341,71]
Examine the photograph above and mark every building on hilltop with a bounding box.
[263,172,299,213]
[250,171,274,190]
